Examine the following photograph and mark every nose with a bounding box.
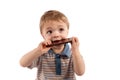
[52,31,60,39]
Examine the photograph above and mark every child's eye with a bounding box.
[59,28,64,32]
[47,30,52,35]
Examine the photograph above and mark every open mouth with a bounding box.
[46,38,72,47]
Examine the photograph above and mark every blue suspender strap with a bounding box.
[55,54,61,75]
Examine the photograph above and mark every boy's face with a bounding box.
[41,20,69,41]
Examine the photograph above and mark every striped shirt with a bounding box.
[28,44,76,80]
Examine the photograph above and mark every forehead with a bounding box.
[43,21,68,30]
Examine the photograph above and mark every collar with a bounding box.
[48,43,71,58]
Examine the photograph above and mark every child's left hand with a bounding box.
[71,37,80,52]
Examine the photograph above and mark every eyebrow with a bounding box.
[57,24,64,27]
[46,27,52,30]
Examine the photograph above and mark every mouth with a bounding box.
[46,38,72,47]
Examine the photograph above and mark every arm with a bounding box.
[19,40,51,67]
[71,37,85,76]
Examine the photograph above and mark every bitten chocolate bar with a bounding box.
[46,38,72,47]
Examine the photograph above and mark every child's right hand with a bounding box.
[37,40,52,55]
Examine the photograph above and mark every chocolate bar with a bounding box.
[46,38,72,47]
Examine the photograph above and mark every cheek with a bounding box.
[62,31,68,37]
[42,33,48,39]
[65,30,69,35]
[43,35,51,40]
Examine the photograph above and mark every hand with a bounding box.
[37,40,52,55]
[71,37,80,52]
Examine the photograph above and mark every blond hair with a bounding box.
[39,10,69,33]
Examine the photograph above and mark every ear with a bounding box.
[67,29,69,35]
[41,32,45,39]
[42,34,45,39]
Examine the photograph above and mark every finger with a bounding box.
[75,37,79,43]
[73,37,79,42]
[48,40,52,45]
[71,37,80,47]
[46,40,52,46]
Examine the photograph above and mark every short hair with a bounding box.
[39,10,69,33]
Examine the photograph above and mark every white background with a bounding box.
[0,0,120,80]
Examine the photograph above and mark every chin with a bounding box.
[52,44,64,49]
